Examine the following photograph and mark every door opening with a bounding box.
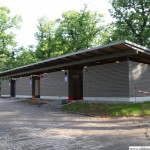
[68,69,83,100]
[32,76,40,98]
[10,79,16,97]
[72,75,80,99]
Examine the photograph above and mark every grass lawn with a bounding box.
[60,101,150,117]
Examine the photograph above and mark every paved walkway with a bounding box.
[0,98,150,150]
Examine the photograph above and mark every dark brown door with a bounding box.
[10,79,16,97]
[32,76,40,98]
[73,75,80,100]
[68,69,83,100]
[35,79,40,97]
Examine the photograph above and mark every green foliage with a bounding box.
[56,7,108,53]
[0,6,22,53]
[61,101,150,117]
[35,7,111,60]
[14,46,39,67]
[0,6,111,69]
[35,17,59,60]
[108,102,150,116]
[1,45,39,70]
[109,0,150,47]
[0,6,39,70]
[2,2,150,70]
[0,6,22,71]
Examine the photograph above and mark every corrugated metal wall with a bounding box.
[1,80,10,96]
[40,71,68,97]
[16,76,32,96]
[129,61,150,97]
[83,61,130,98]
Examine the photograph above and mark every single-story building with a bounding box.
[0,40,150,102]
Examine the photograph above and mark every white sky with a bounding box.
[0,0,112,47]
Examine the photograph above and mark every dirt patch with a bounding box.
[18,99,55,106]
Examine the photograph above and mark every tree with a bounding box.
[56,6,108,53]
[0,6,22,71]
[15,46,39,67]
[35,7,110,60]
[109,0,150,47]
[5,45,39,70]
[35,17,59,60]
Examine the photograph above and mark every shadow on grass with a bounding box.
[60,101,150,117]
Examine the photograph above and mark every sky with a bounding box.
[0,0,112,47]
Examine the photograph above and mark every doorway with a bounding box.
[10,79,16,97]
[68,69,83,100]
[32,76,40,98]
[72,75,80,99]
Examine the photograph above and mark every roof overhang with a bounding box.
[0,40,150,78]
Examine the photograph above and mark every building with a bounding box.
[0,40,150,102]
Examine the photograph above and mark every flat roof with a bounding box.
[0,40,150,78]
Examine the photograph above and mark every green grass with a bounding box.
[60,101,150,117]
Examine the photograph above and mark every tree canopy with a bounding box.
[35,17,59,60]
[35,7,110,60]
[0,6,22,70]
[109,0,150,47]
[1,2,150,71]
[56,8,108,53]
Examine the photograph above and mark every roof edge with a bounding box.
[0,40,149,75]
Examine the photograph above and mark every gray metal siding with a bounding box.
[40,71,68,96]
[16,77,32,96]
[129,61,150,97]
[83,61,129,97]
[1,80,10,96]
